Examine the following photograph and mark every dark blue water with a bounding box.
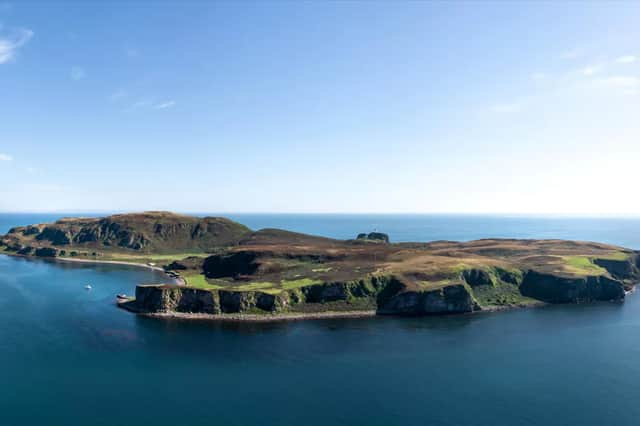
[3,213,640,426]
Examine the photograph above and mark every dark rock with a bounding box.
[176,288,219,314]
[17,246,33,255]
[593,256,639,281]
[462,269,494,287]
[164,256,204,271]
[378,283,477,315]
[218,291,253,313]
[367,232,390,243]
[36,227,70,245]
[203,252,259,278]
[496,269,522,285]
[218,290,287,313]
[355,232,390,243]
[165,261,188,271]
[303,282,349,302]
[23,226,41,236]
[520,270,625,303]
[34,247,57,257]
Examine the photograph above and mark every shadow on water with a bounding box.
[131,308,486,335]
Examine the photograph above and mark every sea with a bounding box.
[2,213,640,426]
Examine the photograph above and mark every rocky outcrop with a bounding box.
[36,227,71,245]
[520,270,625,303]
[129,285,292,315]
[462,269,494,287]
[218,291,288,313]
[164,256,204,271]
[3,212,252,253]
[593,255,639,281]
[34,247,57,257]
[17,246,32,255]
[301,279,381,303]
[125,277,479,318]
[203,252,260,278]
[377,284,478,315]
[356,232,390,243]
[130,285,221,314]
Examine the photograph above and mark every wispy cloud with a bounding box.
[616,55,637,64]
[123,99,151,112]
[490,102,522,114]
[70,66,85,80]
[123,98,176,112]
[0,27,33,64]
[0,153,13,161]
[580,64,603,76]
[153,100,175,110]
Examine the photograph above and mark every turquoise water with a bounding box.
[3,214,640,425]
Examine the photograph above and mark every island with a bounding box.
[1,211,638,321]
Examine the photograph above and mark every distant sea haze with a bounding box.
[3,213,640,249]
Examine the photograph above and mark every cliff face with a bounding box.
[519,253,639,303]
[377,284,478,315]
[593,254,640,281]
[2,212,251,254]
[520,271,625,303]
[124,276,480,317]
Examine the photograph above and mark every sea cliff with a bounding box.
[3,211,639,321]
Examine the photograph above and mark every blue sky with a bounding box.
[1,1,639,214]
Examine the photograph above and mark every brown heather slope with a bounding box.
[2,212,639,319]
[0,211,251,255]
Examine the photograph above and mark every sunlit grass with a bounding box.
[562,256,607,276]
[183,274,222,290]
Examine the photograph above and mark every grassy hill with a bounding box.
[0,212,251,261]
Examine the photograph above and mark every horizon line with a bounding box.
[3,210,640,218]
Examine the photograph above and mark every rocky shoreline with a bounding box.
[117,300,377,322]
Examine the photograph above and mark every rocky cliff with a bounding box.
[1,212,251,255]
[520,271,625,303]
[123,275,481,317]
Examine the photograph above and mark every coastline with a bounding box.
[1,252,186,285]
[3,250,636,323]
[54,257,187,286]
[116,298,554,323]
[117,302,377,322]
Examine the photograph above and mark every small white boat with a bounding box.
[84,284,92,290]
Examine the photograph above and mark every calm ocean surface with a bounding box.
[2,213,640,426]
